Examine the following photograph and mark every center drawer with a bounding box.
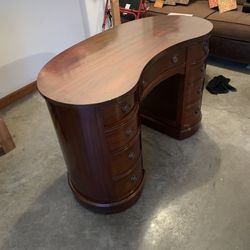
[141,47,186,87]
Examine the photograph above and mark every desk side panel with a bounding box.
[45,100,113,202]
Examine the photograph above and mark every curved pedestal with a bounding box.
[68,172,145,214]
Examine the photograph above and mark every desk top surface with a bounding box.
[37,16,212,105]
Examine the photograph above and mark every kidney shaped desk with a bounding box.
[37,16,213,213]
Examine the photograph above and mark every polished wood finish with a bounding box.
[140,39,210,139]
[37,16,212,213]
[37,16,212,105]
[0,81,37,110]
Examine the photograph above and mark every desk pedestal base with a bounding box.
[68,172,145,214]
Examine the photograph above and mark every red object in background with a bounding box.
[120,0,148,20]
[102,0,148,31]
[102,0,113,31]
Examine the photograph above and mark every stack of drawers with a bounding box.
[181,39,209,130]
[100,91,144,201]
[139,39,209,139]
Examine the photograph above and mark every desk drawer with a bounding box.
[141,47,186,87]
[111,136,141,176]
[100,92,137,127]
[105,115,139,152]
[188,40,209,63]
[112,156,143,199]
[187,62,206,83]
[182,101,202,128]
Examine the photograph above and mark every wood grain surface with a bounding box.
[37,16,212,105]
[37,16,212,212]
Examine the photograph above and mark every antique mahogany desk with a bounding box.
[37,16,213,213]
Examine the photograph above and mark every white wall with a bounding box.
[0,0,105,98]
[79,0,106,38]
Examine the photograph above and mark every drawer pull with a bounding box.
[128,151,136,160]
[172,55,179,64]
[121,103,131,114]
[126,128,133,137]
[194,109,200,115]
[130,175,138,183]
[142,79,147,87]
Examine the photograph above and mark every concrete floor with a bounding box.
[0,63,250,250]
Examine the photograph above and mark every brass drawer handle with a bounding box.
[121,103,131,114]
[126,128,133,137]
[130,175,137,183]
[128,151,136,160]
[172,55,179,64]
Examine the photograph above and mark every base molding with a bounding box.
[68,172,145,213]
[0,81,37,109]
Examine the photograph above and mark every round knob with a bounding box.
[128,151,135,160]
[126,128,133,137]
[172,55,179,64]
[121,103,131,113]
[194,108,200,115]
[142,79,147,87]
[130,175,137,183]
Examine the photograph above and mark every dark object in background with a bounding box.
[119,0,148,22]
[242,2,250,13]
[206,75,237,94]
[120,0,141,9]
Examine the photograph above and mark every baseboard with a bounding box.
[0,81,37,110]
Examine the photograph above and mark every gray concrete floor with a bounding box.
[0,63,250,250]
